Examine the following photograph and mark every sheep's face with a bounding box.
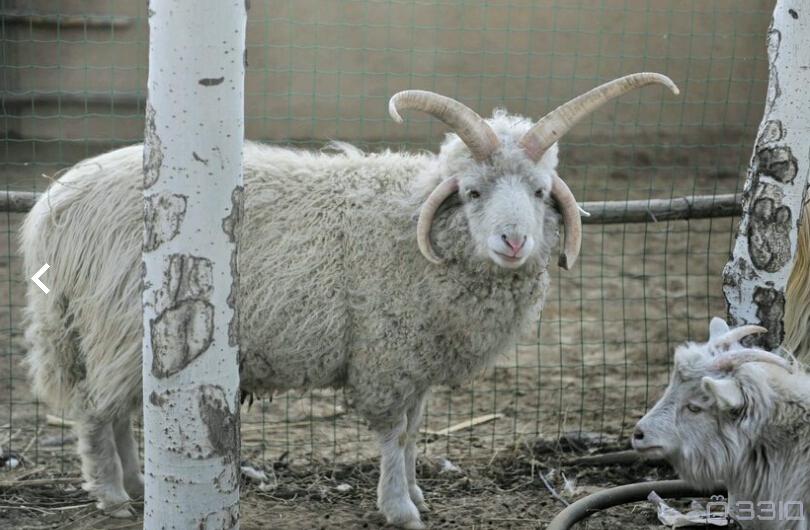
[431,115,561,270]
[456,159,555,270]
[632,343,774,488]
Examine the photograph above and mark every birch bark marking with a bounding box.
[722,1,810,349]
[142,1,246,528]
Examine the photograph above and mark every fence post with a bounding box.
[722,1,810,349]
[142,0,245,527]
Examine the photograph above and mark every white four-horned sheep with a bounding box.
[633,318,808,530]
[22,73,677,528]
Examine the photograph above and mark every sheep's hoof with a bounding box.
[109,506,136,519]
[381,498,423,529]
[96,498,135,519]
[384,511,424,529]
[99,503,135,519]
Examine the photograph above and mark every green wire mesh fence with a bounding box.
[2,0,771,470]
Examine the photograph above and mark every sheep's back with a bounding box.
[21,141,428,409]
[232,143,429,393]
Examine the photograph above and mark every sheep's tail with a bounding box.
[784,200,810,361]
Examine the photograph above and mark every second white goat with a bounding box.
[633,318,808,530]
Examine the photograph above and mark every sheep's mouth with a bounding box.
[493,251,524,263]
[489,251,528,269]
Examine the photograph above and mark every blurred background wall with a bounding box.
[2,0,772,196]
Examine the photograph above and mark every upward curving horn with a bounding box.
[711,348,793,374]
[389,90,500,161]
[712,325,768,351]
[518,73,680,162]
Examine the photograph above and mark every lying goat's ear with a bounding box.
[709,317,730,341]
[701,376,744,411]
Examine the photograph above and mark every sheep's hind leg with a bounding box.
[76,417,133,518]
[405,394,428,512]
[113,416,143,500]
[376,415,424,529]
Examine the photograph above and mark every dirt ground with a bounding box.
[2,432,697,529]
[0,137,745,528]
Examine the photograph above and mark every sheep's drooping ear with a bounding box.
[701,376,744,411]
[709,317,730,341]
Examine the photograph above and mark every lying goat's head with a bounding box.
[389,73,679,270]
[632,317,792,487]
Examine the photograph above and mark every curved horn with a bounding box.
[416,177,459,264]
[712,325,769,350]
[551,174,581,270]
[389,90,500,161]
[518,73,680,162]
[712,349,793,373]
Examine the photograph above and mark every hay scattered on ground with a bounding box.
[2,431,690,529]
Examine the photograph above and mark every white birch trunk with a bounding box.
[142,1,246,527]
[722,1,810,350]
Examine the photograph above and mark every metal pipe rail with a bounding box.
[580,193,741,224]
[2,190,743,223]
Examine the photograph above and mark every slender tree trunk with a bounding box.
[142,1,245,527]
[722,1,810,349]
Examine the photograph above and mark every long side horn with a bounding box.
[416,177,459,264]
[712,325,769,350]
[389,90,500,162]
[518,73,680,162]
[712,349,793,373]
[551,174,581,270]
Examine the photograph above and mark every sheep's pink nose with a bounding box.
[501,235,526,255]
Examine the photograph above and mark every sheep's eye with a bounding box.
[535,189,545,198]
[468,190,481,199]
[686,404,702,414]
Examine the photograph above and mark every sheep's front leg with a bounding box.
[113,416,143,500]
[76,417,133,518]
[405,394,428,512]
[376,415,424,529]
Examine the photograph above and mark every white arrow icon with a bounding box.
[32,263,51,294]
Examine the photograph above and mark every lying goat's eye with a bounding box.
[686,404,702,414]
[535,189,545,198]
[468,190,481,199]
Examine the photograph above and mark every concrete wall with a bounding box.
[1,0,773,188]
[3,1,772,140]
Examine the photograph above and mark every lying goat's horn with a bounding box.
[712,325,769,350]
[518,73,679,162]
[389,90,500,162]
[415,177,459,264]
[712,348,793,373]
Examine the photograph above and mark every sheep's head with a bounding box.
[416,118,563,270]
[389,73,679,270]
[632,317,791,488]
